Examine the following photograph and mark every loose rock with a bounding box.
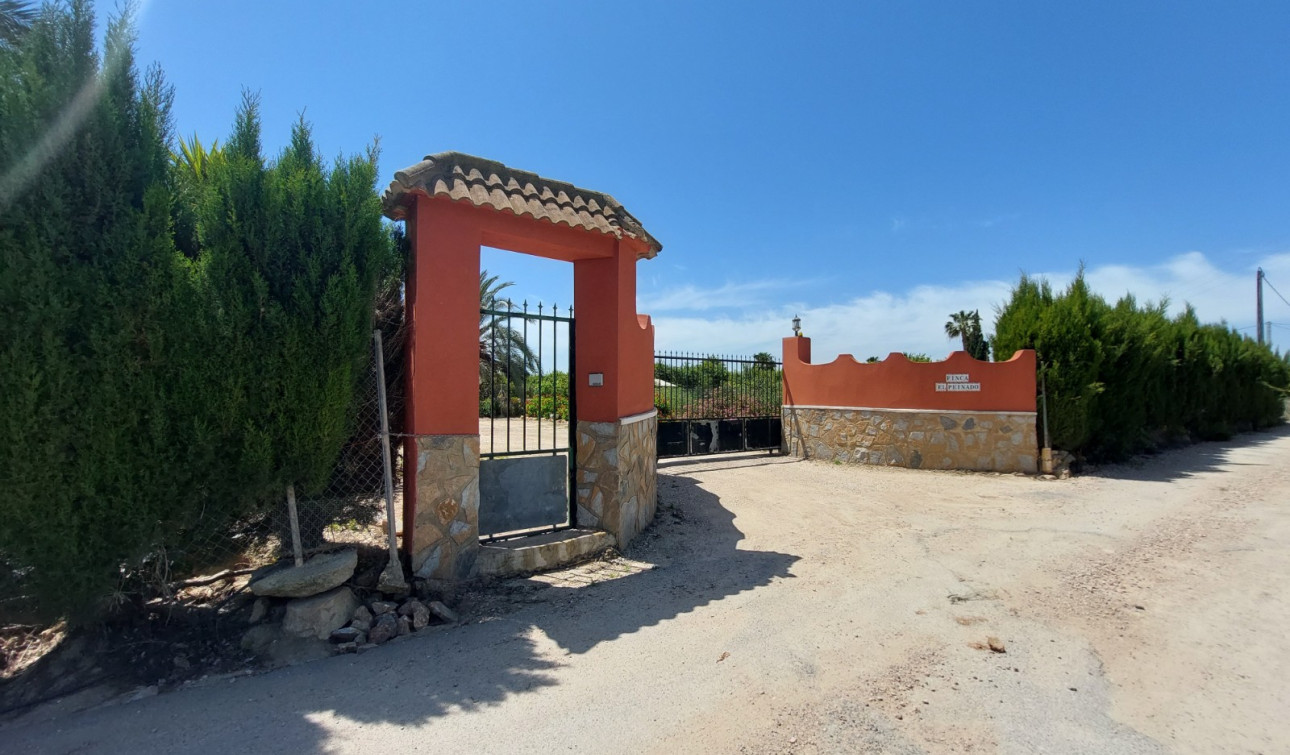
[248,597,269,625]
[427,600,458,624]
[248,549,358,599]
[410,602,430,630]
[329,626,364,644]
[368,613,398,645]
[987,636,1007,653]
[282,587,361,640]
[397,616,412,636]
[370,600,398,616]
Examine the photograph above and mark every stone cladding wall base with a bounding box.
[784,407,1038,474]
[576,415,658,548]
[409,435,480,581]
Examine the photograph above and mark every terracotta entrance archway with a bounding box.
[382,153,661,580]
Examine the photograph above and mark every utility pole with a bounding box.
[1257,268,1264,346]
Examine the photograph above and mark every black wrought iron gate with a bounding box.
[478,301,576,540]
[654,352,782,457]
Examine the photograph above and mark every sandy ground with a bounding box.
[5,427,1289,754]
[478,417,572,456]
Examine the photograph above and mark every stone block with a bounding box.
[282,587,361,640]
[249,549,357,599]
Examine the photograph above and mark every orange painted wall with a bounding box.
[782,337,1037,413]
[406,197,483,436]
[573,237,656,422]
[398,192,655,560]
[405,194,656,429]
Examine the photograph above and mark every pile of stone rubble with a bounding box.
[325,595,457,653]
[242,548,458,659]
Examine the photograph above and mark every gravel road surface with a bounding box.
[6,426,1288,754]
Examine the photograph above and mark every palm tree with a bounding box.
[479,271,536,416]
[945,310,990,360]
[171,135,225,258]
[945,310,975,350]
[172,133,224,182]
[0,1,36,48]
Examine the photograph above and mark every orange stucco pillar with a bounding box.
[572,239,656,547]
[401,196,483,576]
[782,336,811,407]
[406,196,482,435]
[573,239,654,422]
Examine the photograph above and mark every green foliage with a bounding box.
[0,1,36,47]
[1,1,190,620]
[945,309,991,360]
[524,371,570,420]
[478,271,536,416]
[654,361,782,419]
[655,356,730,389]
[0,3,392,621]
[993,271,1290,461]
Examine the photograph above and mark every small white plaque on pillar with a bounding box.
[589,373,604,387]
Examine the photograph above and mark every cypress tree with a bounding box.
[993,270,1290,462]
[0,1,196,619]
[0,4,395,621]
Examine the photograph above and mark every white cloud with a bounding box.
[638,278,817,313]
[644,251,1290,361]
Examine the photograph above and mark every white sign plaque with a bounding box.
[936,373,981,392]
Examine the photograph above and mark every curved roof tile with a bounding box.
[382,152,661,258]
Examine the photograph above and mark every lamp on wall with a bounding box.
[792,315,801,337]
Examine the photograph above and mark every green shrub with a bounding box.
[0,3,392,621]
[993,270,1290,461]
[523,371,570,420]
[653,365,782,419]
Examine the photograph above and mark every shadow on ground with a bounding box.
[1081,423,1290,484]
[2,460,799,754]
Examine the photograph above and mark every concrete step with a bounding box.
[477,528,614,578]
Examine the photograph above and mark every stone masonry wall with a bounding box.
[410,435,480,581]
[576,413,658,548]
[784,407,1038,474]
[615,414,658,546]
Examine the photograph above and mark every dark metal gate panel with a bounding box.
[478,455,570,534]
[656,417,783,457]
[654,352,782,458]
[478,301,576,540]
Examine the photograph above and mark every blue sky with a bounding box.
[129,1,1290,359]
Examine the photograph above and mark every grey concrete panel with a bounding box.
[479,454,569,536]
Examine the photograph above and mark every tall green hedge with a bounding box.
[993,272,1289,461]
[0,2,393,621]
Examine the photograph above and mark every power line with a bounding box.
[1263,274,1290,308]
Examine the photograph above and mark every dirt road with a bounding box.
[6,427,1288,753]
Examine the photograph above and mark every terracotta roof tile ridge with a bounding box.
[381,151,661,258]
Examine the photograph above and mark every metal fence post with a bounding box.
[373,329,408,592]
[286,484,303,567]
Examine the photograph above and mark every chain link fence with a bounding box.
[2,327,408,685]
[162,326,406,586]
